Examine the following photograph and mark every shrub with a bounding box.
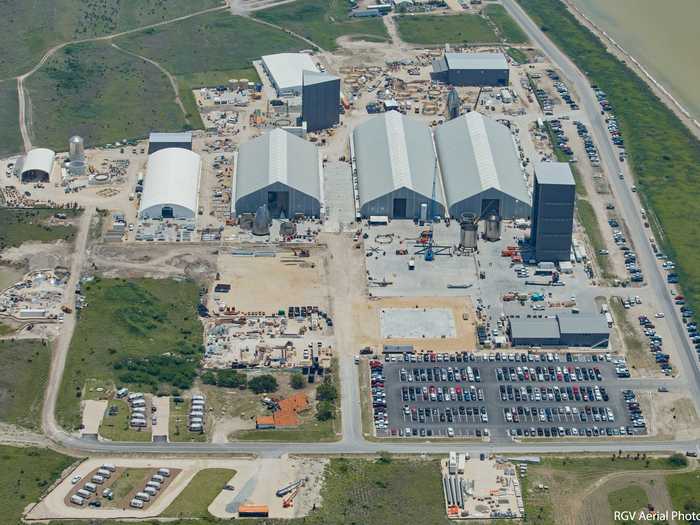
[668,453,688,467]
[316,380,337,402]
[290,373,305,390]
[316,400,334,421]
[248,374,278,394]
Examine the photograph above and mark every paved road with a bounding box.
[501,0,700,418]
[36,3,700,458]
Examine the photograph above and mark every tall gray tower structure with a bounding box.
[531,162,576,262]
[301,70,340,132]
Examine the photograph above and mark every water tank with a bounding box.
[485,214,501,241]
[69,136,84,162]
[459,213,478,250]
[252,205,271,236]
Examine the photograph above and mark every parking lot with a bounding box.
[370,352,646,440]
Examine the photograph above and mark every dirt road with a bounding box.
[42,207,95,441]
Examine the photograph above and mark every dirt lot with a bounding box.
[351,295,476,352]
[640,392,700,440]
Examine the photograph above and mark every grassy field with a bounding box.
[0,208,79,250]
[485,4,529,43]
[507,47,529,64]
[99,399,152,442]
[116,12,305,129]
[0,445,74,525]
[169,398,207,443]
[396,14,498,45]
[577,199,614,279]
[56,277,202,430]
[521,455,685,525]
[162,469,235,518]
[0,339,50,430]
[517,0,700,331]
[236,416,336,442]
[25,41,186,151]
[254,0,388,51]
[105,468,152,506]
[0,0,224,78]
[0,80,21,157]
[607,484,651,525]
[666,469,700,522]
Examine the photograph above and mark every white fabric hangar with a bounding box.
[138,148,201,220]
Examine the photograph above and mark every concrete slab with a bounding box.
[151,396,170,441]
[380,308,456,339]
[81,400,107,436]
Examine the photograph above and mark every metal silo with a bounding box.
[484,214,501,241]
[69,135,84,162]
[459,212,478,250]
[252,204,271,236]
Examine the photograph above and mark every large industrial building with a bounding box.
[233,128,322,219]
[352,111,445,219]
[435,112,530,219]
[509,314,609,347]
[138,148,201,220]
[301,70,341,132]
[432,52,509,87]
[261,53,318,97]
[147,131,193,154]
[20,148,55,183]
[530,162,576,262]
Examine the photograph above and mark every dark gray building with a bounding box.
[147,131,193,154]
[508,318,560,347]
[432,53,509,87]
[558,314,610,347]
[302,70,340,132]
[531,162,576,262]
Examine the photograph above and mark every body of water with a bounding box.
[574,0,700,121]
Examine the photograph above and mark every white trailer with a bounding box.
[76,489,91,499]
[134,491,151,502]
[157,468,171,477]
[70,495,85,506]
[97,468,112,478]
[102,463,117,472]
[130,498,144,509]
[84,482,97,493]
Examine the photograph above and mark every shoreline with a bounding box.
[563,0,700,141]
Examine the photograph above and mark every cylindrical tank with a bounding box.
[252,204,271,236]
[69,135,84,162]
[485,214,501,241]
[229,79,238,90]
[238,78,249,90]
[459,212,478,250]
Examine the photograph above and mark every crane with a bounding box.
[424,156,439,261]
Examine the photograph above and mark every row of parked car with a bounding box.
[638,313,672,375]
[606,218,644,283]
[403,405,489,425]
[623,389,646,430]
[399,366,481,384]
[509,425,636,438]
[370,360,388,433]
[499,384,609,403]
[573,120,600,166]
[402,385,484,403]
[503,404,616,424]
[547,119,572,156]
[494,365,604,383]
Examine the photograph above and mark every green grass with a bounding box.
[0,80,21,157]
[115,12,305,128]
[254,0,388,51]
[99,399,152,442]
[666,470,700,523]
[521,455,685,525]
[485,4,529,43]
[507,47,529,64]
[396,13,499,46]
[518,0,700,334]
[577,199,614,279]
[106,468,152,505]
[0,339,50,430]
[0,0,224,78]
[0,208,79,250]
[235,416,337,442]
[0,445,74,525]
[607,485,652,525]
[25,41,186,150]
[162,468,235,518]
[56,277,202,431]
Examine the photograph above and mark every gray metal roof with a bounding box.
[235,128,321,201]
[149,131,192,143]
[303,70,339,87]
[435,112,529,207]
[444,52,508,70]
[509,318,560,339]
[353,112,444,206]
[558,314,609,335]
[535,161,576,186]
[262,53,318,92]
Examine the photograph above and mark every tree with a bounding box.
[201,371,217,385]
[248,374,278,394]
[668,453,688,467]
[217,369,247,389]
[317,380,337,402]
[316,400,334,421]
[290,373,305,390]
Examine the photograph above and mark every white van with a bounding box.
[102,463,117,472]
[134,492,151,502]
[97,468,112,478]
[143,486,157,496]
[127,392,144,402]
[131,398,146,408]
[91,475,105,484]
[84,483,97,493]
[157,468,171,477]
[77,489,91,498]
[130,498,144,509]
[116,388,129,398]
[70,495,85,506]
